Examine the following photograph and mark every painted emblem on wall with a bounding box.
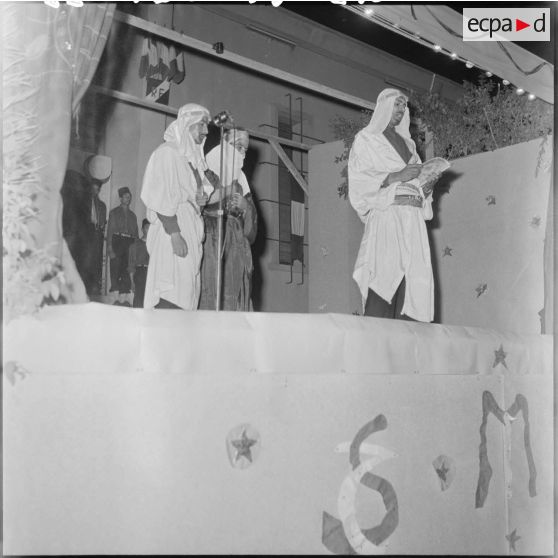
[226,423,261,469]
[322,414,399,555]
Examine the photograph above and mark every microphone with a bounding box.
[212,110,234,127]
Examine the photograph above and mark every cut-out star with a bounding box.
[436,463,449,482]
[530,216,541,228]
[432,454,455,491]
[486,195,496,205]
[475,283,488,298]
[506,529,521,552]
[493,344,508,369]
[320,246,330,257]
[231,429,258,463]
[442,246,453,257]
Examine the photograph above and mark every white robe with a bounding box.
[141,141,210,310]
[348,130,434,322]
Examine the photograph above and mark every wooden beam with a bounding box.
[114,11,376,111]
[89,85,311,152]
[268,139,309,196]
[254,127,311,152]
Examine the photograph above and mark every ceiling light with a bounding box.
[465,61,474,69]
[516,88,525,95]
[485,71,493,77]
[502,79,510,85]
[450,52,458,60]
[433,44,442,52]
[364,8,374,16]
[528,93,536,100]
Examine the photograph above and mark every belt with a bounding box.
[392,195,423,208]
[136,264,148,269]
[113,233,134,238]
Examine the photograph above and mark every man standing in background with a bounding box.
[85,179,107,295]
[107,186,138,305]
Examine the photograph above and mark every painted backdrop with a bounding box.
[308,137,552,334]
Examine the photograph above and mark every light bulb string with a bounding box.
[354,5,540,94]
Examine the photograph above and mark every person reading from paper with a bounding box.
[199,128,257,311]
[140,103,214,310]
[348,88,443,322]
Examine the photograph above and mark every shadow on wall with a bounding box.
[73,21,137,154]
[428,170,461,323]
[242,145,265,312]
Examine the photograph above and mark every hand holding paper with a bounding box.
[416,157,450,190]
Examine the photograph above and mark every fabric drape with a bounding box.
[2,2,115,310]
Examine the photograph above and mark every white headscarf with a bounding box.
[360,88,411,140]
[205,129,250,195]
[163,103,210,172]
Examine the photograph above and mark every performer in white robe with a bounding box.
[349,88,437,322]
[141,103,213,310]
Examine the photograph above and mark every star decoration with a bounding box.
[486,195,496,205]
[442,246,453,257]
[436,463,449,482]
[493,344,508,369]
[320,246,330,257]
[530,216,541,228]
[231,429,258,464]
[432,454,455,491]
[506,529,521,552]
[475,283,488,298]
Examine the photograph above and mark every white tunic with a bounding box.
[141,142,206,310]
[348,130,434,322]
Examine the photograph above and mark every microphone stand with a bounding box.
[211,110,234,312]
[215,125,225,311]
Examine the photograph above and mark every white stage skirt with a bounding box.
[4,304,553,555]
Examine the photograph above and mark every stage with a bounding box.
[3,304,553,555]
